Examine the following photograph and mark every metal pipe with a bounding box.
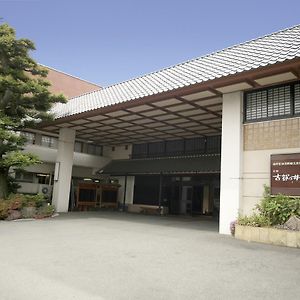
[123,174,128,211]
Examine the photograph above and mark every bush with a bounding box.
[21,194,46,208]
[237,213,271,227]
[36,205,55,218]
[256,186,300,225]
[0,201,9,220]
[0,193,53,220]
[237,186,300,228]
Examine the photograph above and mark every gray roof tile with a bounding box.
[52,25,300,119]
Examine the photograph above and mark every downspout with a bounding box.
[123,174,128,211]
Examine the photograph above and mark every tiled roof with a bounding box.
[52,24,300,119]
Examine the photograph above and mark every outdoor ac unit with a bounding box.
[38,184,53,199]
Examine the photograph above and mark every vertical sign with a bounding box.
[271,153,300,196]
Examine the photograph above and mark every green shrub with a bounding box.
[256,186,300,225]
[0,193,47,220]
[21,206,37,219]
[36,205,55,218]
[237,213,271,227]
[0,201,9,220]
[22,194,46,208]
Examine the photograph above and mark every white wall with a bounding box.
[24,144,111,169]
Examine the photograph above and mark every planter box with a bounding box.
[235,225,300,248]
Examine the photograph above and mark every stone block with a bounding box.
[286,231,298,248]
[258,227,270,244]
[269,228,287,246]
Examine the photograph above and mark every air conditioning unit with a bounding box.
[38,184,53,199]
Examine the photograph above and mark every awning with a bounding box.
[100,155,220,175]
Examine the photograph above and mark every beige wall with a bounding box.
[242,117,300,215]
[103,145,132,160]
[244,118,300,151]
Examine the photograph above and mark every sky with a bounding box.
[1,0,300,87]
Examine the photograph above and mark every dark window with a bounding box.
[165,139,184,155]
[148,141,165,157]
[36,173,51,184]
[132,143,148,158]
[206,136,221,154]
[132,135,221,158]
[86,144,102,156]
[245,81,300,122]
[294,83,300,114]
[185,137,206,154]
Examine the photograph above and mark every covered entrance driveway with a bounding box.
[40,45,300,234]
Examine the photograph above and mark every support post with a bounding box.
[219,91,243,234]
[52,128,75,212]
[158,172,163,209]
[123,174,128,210]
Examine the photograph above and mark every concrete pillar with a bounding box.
[52,128,76,212]
[219,91,243,234]
[116,176,135,205]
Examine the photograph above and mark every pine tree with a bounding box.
[0,23,66,198]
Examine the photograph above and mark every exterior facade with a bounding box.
[18,25,300,234]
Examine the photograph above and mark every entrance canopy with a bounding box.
[40,25,300,145]
[100,154,220,175]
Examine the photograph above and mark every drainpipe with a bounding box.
[123,174,128,211]
[158,172,163,214]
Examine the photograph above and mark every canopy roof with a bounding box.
[52,25,300,119]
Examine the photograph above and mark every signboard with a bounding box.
[271,153,300,196]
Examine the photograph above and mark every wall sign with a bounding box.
[271,153,300,196]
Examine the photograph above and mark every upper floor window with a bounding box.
[244,81,300,122]
[74,141,83,153]
[86,144,102,156]
[21,132,35,145]
[132,136,221,159]
[41,135,58,148]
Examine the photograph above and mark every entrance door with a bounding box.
[192,185,203,215]
[181,186,193,214]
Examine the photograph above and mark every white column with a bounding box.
[52,128,75,212]
[219,91,243,234]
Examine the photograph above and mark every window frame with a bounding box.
[244,81,300,123]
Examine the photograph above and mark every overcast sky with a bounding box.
[1,0,300,87]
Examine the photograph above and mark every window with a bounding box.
[165,139,184,155]
[74,141,83,153]
[36,173,51,184]
[245,82,300,122]
[185,137,206,154]
[132,143,148,158]
[41,135,58,148]
[148,141,165,157]
[206,135,221,154]
[132,135,221,159]
[15,171,35,183]
[87,144,102,156]
[21,132,35,145]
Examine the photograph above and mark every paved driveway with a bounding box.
[0,212,299,300]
